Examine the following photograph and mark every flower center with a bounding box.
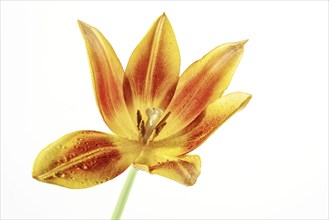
[136,108,170,144]
[144,108,163,141]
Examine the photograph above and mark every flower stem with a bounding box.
[111,166,138,220]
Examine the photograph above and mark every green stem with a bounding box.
[111,166,138,220]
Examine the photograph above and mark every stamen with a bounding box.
[151,112,171,140]
[155,111,171,129]
[136,110,142,130]
[140,120,146,137]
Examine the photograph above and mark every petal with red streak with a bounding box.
[158,40,247,139]
[32,130,141,189]
[78,21,137,139]
[151,92,251,156]
[134,154,201,186]
[123,13,180,121]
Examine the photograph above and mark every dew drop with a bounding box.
[55,171,66,178]
[58,156,68,163]
[56,144,67,149]
[80,164,88,170]
[68,153,76,159]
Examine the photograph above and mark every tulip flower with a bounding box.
[33,13,251,219]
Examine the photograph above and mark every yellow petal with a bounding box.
[151,92,251,155]
[158,41,247,139]
[134,154,201,186]
[78,21,137,139]
[123,13,180,122]
[32,130,141,189]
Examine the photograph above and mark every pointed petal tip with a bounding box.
[77,19,85,27]
[77,20,89,32]
[77,20,94,34]
[239,39,249,46]
[159,12,168,21]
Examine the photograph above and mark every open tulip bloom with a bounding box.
[33,13,251,219]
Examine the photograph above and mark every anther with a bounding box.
[140,120,146,137]
[136,110,142,130]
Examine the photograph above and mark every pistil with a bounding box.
[143,108,163,143]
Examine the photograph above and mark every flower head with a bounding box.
[33,14,251,188]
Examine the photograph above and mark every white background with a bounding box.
[1,1,328,219]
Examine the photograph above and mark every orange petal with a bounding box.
[123,13,180,121]
[158,40,247,139]
[32,130,141,189]
[78,21,137,139]
[151,92,251,155]
[134,154,201,186]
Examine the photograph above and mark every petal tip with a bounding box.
[77,19,89,33]
[238,92,252,110]
[77,19,86,27]
[239,39,249,46]
[77,20,94,35]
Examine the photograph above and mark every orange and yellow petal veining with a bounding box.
[33,131,141,189]
[149,92,251,156]
[158,41,247,139]
[33,14,251,190]
[134,154,201,186]
[78,21,137,139]
[123,13,180,121]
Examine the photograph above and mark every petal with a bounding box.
[158,40,247,139]
[151,92,252,155]
[78,21,137,139]
[134,154,201,186]
[123,13,180,121]
[32,130,141,189]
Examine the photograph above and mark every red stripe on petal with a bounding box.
[158,40,247,139]
[124,14,180,121]
[79,21,137,139]
[33,130,142,189]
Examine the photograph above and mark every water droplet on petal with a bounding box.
[68,153,76,159]
[56,144,67,149]
[58,156,68,163]
[55,171,66,178]
[80,164,88,170]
